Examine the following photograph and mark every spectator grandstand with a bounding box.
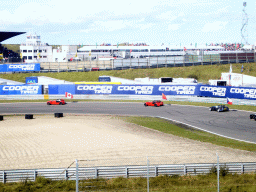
[0,32,25,63]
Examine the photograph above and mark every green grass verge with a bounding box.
[0,62,255,84]
[1,173,256,191]
[118,116,256,151]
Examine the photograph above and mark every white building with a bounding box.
[20,34,52,63]
[52,45,78,62]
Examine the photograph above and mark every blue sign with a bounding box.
[0,63,40,72]
[26,77,38,84]
[0,85,42,95]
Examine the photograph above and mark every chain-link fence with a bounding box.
[35,53,256,73]
[75,154,256,192]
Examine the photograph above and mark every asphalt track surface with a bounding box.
[1,102,256,143]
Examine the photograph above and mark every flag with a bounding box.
[162,93,167,100]
[241,64,244,72]
[227,98,232,105]
[184,47,187,51]
[65,92,73,99]
[229,64,232,73]
[130,49,132,53]
[75,52,77,58]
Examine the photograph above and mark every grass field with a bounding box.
[1,173,256,191]
[0,62,255,84]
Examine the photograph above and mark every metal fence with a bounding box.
[36,53,255,73]
[1,161,256,184]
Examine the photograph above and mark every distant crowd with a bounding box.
[208,43,242,51]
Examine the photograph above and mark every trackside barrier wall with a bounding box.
[0,85,43,95]
[1,84,255,100]
[48,84,256,100]
[0,63,40,73]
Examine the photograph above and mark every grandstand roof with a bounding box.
[0,32,25,43]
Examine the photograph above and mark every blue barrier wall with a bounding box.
[2,83,255,100]
[0,63,40,73]
[0,85,43,95]
[74,84,200,95]
[48,84,75,95]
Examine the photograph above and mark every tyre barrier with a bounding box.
[55,113,63,118]
[25,114,33,119]
[0,116,3,121]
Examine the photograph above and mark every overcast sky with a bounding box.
[1,0,255,46]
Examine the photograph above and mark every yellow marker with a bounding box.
[44,95,49,100]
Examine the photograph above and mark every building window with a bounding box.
[23,50,27,53]
[44,49,47,53]
[39,50,42,53]
[28,50,32,52]
[34,50,37,53]
[28,56,32,60]
[43,56,47,58]
[23,56,27,59]
[34,56,37,59]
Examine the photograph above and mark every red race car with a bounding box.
[47,99,67,105]
[144,100,164,107]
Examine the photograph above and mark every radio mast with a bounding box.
[241,1,248,45]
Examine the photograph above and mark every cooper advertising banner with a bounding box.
[74,84,200,95]
[199,85,227,97]
[75,84,113,94]
[228,87,256,100]
[0,63,41,72]
[0,85,42,95]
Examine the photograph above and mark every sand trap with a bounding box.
[0,114,256,170]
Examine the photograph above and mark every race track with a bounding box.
[1,102,256,143]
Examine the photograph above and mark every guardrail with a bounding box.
[0,162,255,183]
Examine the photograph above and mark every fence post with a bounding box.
[65,169,68,180]
[157,56,158,68]
[147,156,150,192]
[184,165,187,175]
[217,153,220,192]
[241,163,244,174]
[76,159,79,192]
[165,54,167,68]
[34,170,37,182]
[2,171,5,184]
[95,167,98,179]
[155,166,158,177]
[125,167,128,178]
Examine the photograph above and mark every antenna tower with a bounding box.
[241,1,248,45]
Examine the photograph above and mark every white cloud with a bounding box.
[168,24,181,31]
[201,21,228,32]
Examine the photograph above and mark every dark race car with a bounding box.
[209,105,229,112]
[47,99,67,105]
[144,100,164,107]
[250,114,256,120]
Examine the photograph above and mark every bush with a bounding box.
[209,164,229,176]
